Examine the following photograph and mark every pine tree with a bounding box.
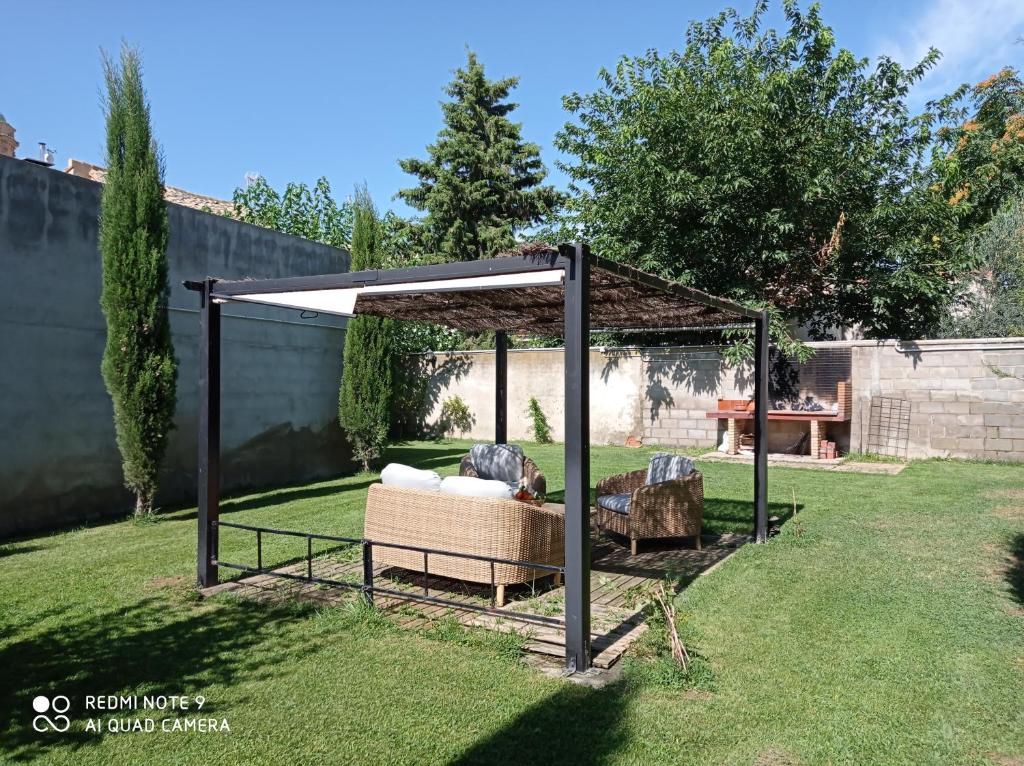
[98,44,177,515]
[397,51,562,260]
[339,186,394,470]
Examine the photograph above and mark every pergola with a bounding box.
[187,243,769,673]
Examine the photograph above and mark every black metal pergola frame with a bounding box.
[187,243,769,674]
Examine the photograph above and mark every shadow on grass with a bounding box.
[1007,533,1024,605]
[449,680,632,765]
[0,544,43,560]
[0,595,314,762]
[384,444,470,470]
[216,477,379,516]
[703,497,798,535]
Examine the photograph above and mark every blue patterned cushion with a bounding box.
[645,453,695,485]
[597,492,631,515]
[469,443,525,485]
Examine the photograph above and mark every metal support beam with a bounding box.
[753,310,769,543]
[197,279,221,587]
[495,330,508,444]
[211,250,564,297]
[561,243,591,672]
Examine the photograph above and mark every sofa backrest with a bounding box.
[470,443,525,485]
[646,453,695,485]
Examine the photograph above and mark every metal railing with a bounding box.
[212,520,565,628]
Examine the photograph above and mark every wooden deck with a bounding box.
[202,529,747,669]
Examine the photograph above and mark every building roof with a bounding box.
[65,159,234,216]
[205,243,758,333]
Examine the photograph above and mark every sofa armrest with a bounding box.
[522,457,547,497]
[630,471,704,517]
[596,468,647,499]
[458,454,478,478]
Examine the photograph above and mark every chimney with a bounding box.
[37,142,55,166]
[0,114,17,158]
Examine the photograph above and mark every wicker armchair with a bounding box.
[459,446,547,498]
[594,468,704,555]
[363,484,564,606]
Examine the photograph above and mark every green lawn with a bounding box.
[1,441,1022,765]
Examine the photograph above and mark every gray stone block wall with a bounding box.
[850,338,1024,461]
[640,347,740,448]
[0,156,352,537]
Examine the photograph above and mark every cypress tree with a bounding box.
[98,45,177,516]
[339,186,394,470]
[397,51,562,260]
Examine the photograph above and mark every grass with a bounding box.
[1,440,1022,765]
[841,450,908,463]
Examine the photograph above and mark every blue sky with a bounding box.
[3,0,1022,216]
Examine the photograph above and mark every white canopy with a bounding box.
[225,269,566,317]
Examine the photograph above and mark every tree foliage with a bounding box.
[935,67,1024,236]
[98,44,177,515]
[232,175,353,249]
[556,0,969,342]
[398,51,562,260]
[937,196,1024,338]
[338,187,395,470]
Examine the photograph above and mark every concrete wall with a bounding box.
[405,348,645,444]
[638,346,751,449]
[413,338,1024,461]
[411,345,837,450]
[0,156,352,537]
[849,338,1024,460]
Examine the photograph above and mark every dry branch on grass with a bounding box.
[651,581,690,671]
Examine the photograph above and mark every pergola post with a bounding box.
[495,330,507,444]
[197,278,221,587]
[753,309,769,543]
[562,243,591,672]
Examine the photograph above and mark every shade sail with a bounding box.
[209,245,757,332]
[228,269,565,317]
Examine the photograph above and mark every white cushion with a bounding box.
[380,463,441,492]
[439,475,514,499]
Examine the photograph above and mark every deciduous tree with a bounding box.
[232,175,352,249]
[556,1,968,341]
[936,67,1024,236]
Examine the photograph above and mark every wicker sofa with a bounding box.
[594,456,704,555]
[363,483,564,606]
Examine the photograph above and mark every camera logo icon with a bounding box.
[32,695,71,733]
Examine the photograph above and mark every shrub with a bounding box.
[439,396,474,437]
[526,397,552,443]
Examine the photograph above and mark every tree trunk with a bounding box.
[135,491,153,517]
